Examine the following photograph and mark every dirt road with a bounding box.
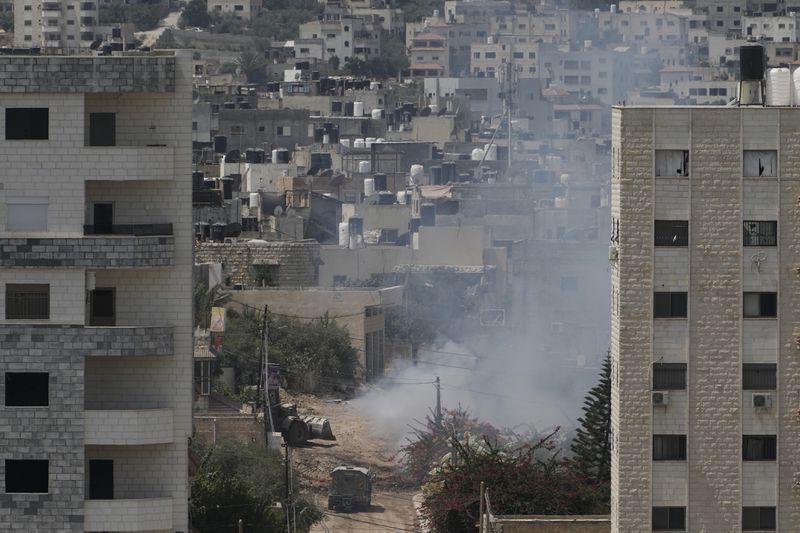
[285,391,421,532]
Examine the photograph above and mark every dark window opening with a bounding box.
[653,434,686,460]
[251,264,279,287]
[653,363,686,390]
[743,221,777,246]
[743,364,776,390]
[655,220,688,246]
[89,288,115,327]
[742,435,777,460]
[88,459,114,500]
[5,108,48,140]
[5,284,49,320]
[652,506,686,531]
[93,203,113,235]
[742,507,776,531]
[379,229,399,243]
[655,149,689,177]
[5,372,48,407]
[743,292,777,318]
[89,113,116,147]
[194,360,211,396]
[654,292,687,318]
[5,460,48,493]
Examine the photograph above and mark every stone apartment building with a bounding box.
[0,52,193,532]
[611,106,800,531]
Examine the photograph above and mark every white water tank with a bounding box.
[792,68,800,104]
[353,138,366,148]
[396,190,408,204]
[554,197,568,208]
[322,134,330,145]
[767,67,791,106]
[358,160,371,173]
[471,148,485,161]
[610,3,617,13]
[365,137,376,148]
[370,81,380,91]
[429,104,438,114]
[371,108,383,119]
[338,222,349,246]
[249,193,260,207]
[340,138,351,148]
[487,35,495,44]
[484,143,498,161]
[271,149,280,163]
[375,138,385,143]
[410,164,424,182]
[364,177,375,196]
[353,101,364,117]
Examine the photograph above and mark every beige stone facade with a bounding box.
[611,106,800,531]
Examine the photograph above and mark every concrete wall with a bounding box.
[494,516,610,533]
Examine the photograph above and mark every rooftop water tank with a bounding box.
[766,67,791,106]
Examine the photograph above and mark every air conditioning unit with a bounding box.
[752,393,772,409]
[652,391,669,406]
[608,245,619,261]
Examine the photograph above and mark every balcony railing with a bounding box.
[83,224,173,236]
[0,325,174,357]
[0,235,174,268]
[85,408,173,445]
[84,498,173,532]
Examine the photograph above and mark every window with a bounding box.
[5,372,48,407]
[743,150,777,177]
[234,4,243,9]
[5,284,49,320]
[653,435,686,460]
[513,52,523,59]
[5,460,48,493]
[652,507,686,531]
[5,108,48,140]
[655,150,689,176]
[743,221,777,246]
[742,507,776,531]
[379,229,398,243]
[654,220,688,246]
[653,363,686,390]
[276,126,291,136]
[742,435,777,460]
[194,360,211,396]
[473,52,480,58]
[743,364,776,390]
[654,292,687,318]
[485,52,496,59]
[230,125,244,135]
[332,275,347,286]
[743,292,777,318]
[7,197,47,232]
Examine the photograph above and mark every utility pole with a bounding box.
[284,444,293,533]
[258,305,274,446]
[434,376,442,427]
[505,61,514,170]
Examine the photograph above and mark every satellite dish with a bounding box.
[273,206,283,217]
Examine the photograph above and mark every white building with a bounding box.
[0,51,192,532]
[207,0,261,21]
[612,105,800,532]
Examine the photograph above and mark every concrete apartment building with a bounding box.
[0,52,192,532]
[207,0,261,21]
[13,0,128,50]
[611,105,800,531]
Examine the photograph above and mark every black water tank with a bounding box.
[112,27,122,38]
[409,217,421,233]
[378,191,395,205]
[344,101,355,116]
[192,171,205,190]
[211,223,226,242]
[219,178,234,200]
[430,165,443,185]
[229,173,242,191]
[214,135,227,154]
[197,222,210,240]
[740,44,765,81]
[313,128,325,143]
[420,204,436,226]
[252,149,265,163]
[374,173,388,191]
[331,101,343,114]
[442,161,456,183]
[348,215,363,236]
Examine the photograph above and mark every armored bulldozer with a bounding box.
[276,402,336,446]
[328,466,372,512]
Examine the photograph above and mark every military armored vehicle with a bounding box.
[328,466,372,512]
[276,402,335,446]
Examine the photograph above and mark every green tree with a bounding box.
[235,48,268,84]
[179,0,211,28]
[249,0,323,43]
[419,428,602,532]
[100,0,168,30]
[193,282,231,330]
[211,11,245,34]
[191,437,322,533]
[570,352,611,506]
[328,55,340,71]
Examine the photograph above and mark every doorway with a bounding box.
[88,459,114,500]
[89,288,115,326]
[92,203,113,235]
[89,113,116,147]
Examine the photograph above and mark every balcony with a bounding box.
[0,325,174,358]
[84,497,173,532]
[85,408,173,445]
[0,233,174,268]
[80,146,175,181]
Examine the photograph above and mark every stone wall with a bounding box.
[494,516,610,533]
[193,415,266,447]
[0,325,174,357]
[0,56,175,93]
[195,240,321,287]
[0,236,174,268]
